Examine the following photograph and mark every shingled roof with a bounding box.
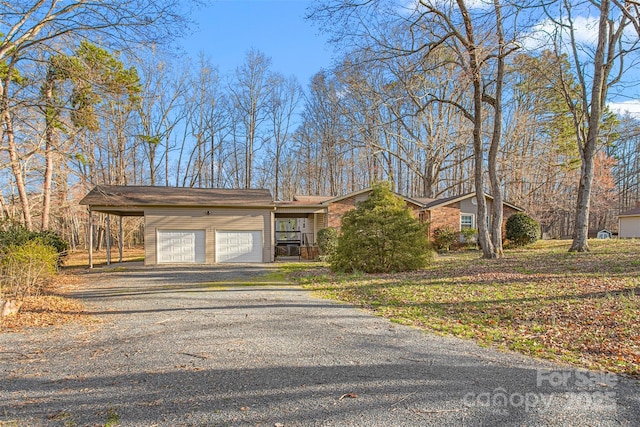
[80,185,274,208]
[619,205,640,217]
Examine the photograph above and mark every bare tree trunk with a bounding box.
[487,0,507,257]
[569,0,612,252]
[3,105,33,230]
[41,67,56,231]
[458,0,494,258]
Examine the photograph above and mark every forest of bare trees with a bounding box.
[1,0,639,255]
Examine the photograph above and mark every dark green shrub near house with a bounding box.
[432,226,458,252]
[506,212,540,246]
[317,227,338,261]
[330,182,433,273]
[0,226,69,265]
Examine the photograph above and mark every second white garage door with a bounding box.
[216,230,263,263]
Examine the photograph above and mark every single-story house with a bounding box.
[80,185,524,266]
[618,203,640,238]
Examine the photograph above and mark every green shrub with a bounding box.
[330,182,433,273]
[460,227,478,248]
[0,226,68,265]
[317,227,339,261]
[35,230,69,255]
[0,225,33,249]
[432,226,458,252]
[506,212,540,246]
[1,239,59,299]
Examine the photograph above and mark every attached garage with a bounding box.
[157,230,206,263]
[216,231,263,263]
[80,185,275,266]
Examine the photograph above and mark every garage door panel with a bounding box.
[157,230,205,264]
[216,231,262,263]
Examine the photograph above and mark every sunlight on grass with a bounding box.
[294,239,640,378]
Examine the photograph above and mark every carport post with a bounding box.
[119,216,123,263]
[88,210,93,269]
[106,214,111,265]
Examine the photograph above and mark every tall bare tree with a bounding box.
[266,73,301,200]
[0,0,191,229]
[309,0,528,258]
[228,49,273,189]
[542,0,639,251]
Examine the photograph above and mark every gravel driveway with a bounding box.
[1,263,639,426]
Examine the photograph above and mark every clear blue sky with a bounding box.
[183,0,333,86]
[179,0,640,117]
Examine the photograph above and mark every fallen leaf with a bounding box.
[339,393,358,400]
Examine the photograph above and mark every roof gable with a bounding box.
[322,187,425,208]
[291,195,333,205]
[423,192,524,212]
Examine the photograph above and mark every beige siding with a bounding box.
[459,197,497,229]
[144,207,273,264]
[619,217,640,238]
[314,213,327,243]
[304,215,315,245]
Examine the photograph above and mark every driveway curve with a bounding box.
[1,263,639,426]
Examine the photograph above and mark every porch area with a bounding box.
[274,207,327,261]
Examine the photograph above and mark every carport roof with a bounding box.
[80,185,274,214]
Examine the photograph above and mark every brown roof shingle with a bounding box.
[80,185,274,207]
[291,195,334,205]
[619,206,640,217]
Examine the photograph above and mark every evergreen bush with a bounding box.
[330,182,433,273]
[0,226,68,265]
[317,227,338,261]
[1,239,58,299]
[506,212,540,246]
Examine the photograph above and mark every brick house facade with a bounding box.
[322,190,523,238]
[280,189,524,260]
[423,194,523,238]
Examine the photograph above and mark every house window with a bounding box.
[276,219,298,241]
[460,214,474,229]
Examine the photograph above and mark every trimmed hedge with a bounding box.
[506,212,540,246]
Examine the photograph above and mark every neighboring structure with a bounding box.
[618,203,640,238]
[596,229,613,239]
[80,185,524,266]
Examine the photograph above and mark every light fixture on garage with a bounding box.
[206,210,211,215]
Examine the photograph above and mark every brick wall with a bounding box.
[426,202,461,238]
[327,196,357,229]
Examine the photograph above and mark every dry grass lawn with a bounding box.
[295,239,640,378]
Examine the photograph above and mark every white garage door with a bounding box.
[157,230,205,264]
[216,230,263,263]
